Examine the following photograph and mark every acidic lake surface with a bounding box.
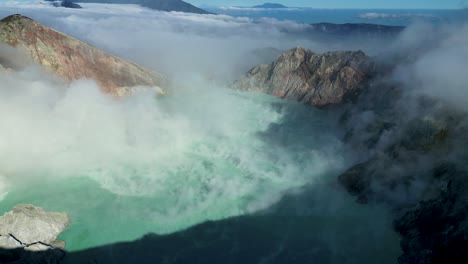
[0,86,400,262]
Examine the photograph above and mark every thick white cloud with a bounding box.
[0,2,321,82]
[0,1,403,82]
[0,14,345,236]
[357,12,436,20]
[389,23,468,111]
[0,3,358,246]
[4,2,468,258]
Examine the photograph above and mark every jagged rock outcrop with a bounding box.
[0,14,165,96]
[234,47,372,107]
[0,204,70,251]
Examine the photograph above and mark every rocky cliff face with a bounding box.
[234,47,372,107]
[336,77,468,263]
[395,173,468,264]
[0,14,165,96]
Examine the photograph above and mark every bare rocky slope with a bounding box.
[234,47,372,107]
[0,14,166,96]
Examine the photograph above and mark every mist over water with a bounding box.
[0,66,352,251]
[0,2,415,262]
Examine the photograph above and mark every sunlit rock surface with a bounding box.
[234,47,372,107]
[0,204,70,251]
[0,14,166,96]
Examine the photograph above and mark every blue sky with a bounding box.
[188,0,466,9]
[3,0,466,9]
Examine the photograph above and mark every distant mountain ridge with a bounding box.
[76,0,211,14]
[253,3,288,8]
[45,0,83,8]
[308,22,404,36]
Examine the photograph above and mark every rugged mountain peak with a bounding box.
[0,14,165,96]
[234,47,371,107]
[280,46,314,60]
[0,14,33,26]
[253,3,288,8]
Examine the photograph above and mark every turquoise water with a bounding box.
[0,78,352,251]
[0,3,421,261]
[206,7,468,26]
[0,68,402,263]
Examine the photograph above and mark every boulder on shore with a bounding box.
[0,204,70,251]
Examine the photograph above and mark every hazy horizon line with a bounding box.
[200,5,463,11]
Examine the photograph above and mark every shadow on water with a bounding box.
[0,99,401,264]
[0,182,401,264]
[257,100,347,156]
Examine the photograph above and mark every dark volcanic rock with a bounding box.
[0,247,65,264]
[0,14,166,96]
[338,160,375,203]
[234,47,373,107]
[338,111,468,264]
[339,113,455,205]
[335,59,468,263]
[395,174,468,264]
